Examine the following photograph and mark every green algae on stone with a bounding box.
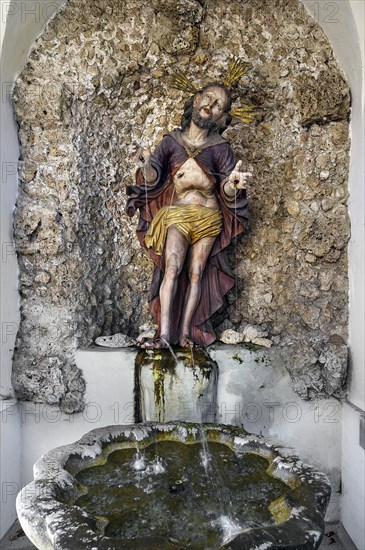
[269,495,292,524]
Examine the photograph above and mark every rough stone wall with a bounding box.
[12,0,350,411]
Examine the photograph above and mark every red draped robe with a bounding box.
[126,130,248,347]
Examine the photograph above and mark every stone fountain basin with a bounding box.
[16,423,330,550]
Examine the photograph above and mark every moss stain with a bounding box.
[152,364,166,422]
[268,495,291,524]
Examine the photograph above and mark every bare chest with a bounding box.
[173,158,212,192]
[172,158,218,209]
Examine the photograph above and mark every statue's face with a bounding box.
[192,86,229,129]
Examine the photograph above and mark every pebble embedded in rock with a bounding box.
[95,333,136,347]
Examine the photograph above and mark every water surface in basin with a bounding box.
[73,440,289,548]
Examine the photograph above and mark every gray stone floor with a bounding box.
[0,520,36,549]
[0,519,358,549]
[319,523,359,549]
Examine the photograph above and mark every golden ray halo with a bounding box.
[229,105,258,124]
[171,68,198,95]
[223,57,249,87]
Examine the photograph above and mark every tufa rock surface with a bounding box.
[12,0,350,410]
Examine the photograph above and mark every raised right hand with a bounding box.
[227,160,252,191]
[128,141,152,168]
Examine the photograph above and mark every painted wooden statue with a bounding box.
[126,59,255,349]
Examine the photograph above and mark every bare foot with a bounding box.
[140,337,169,350]
[179,335,194,348]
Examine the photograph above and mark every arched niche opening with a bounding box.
[12,0,351,412]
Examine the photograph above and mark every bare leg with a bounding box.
[142,226,188,349]
[179,236,216,347]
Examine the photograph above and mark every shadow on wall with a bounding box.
[11,0,350,412]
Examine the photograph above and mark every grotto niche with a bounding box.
[12,0,351,412]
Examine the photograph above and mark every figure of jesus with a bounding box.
[126,83,251,349]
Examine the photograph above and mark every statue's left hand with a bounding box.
[227,161,252,191]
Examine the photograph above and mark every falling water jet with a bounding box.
[190,342,195,368]
[131,450,146,472]
[160,337,179,365]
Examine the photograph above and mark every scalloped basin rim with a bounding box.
[16,422,331,550]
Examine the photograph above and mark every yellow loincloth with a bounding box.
[145,204,223,255]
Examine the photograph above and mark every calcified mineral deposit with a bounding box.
[12,0,350,411]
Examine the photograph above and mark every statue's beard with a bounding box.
[192,107,220,131]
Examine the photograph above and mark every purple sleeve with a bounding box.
[135,135,172,186]
[215,143,243,202]
[126,136,172,217]
[214,143,236,182]
[216,143,248,224]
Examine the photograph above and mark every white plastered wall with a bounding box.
[0,0,364,545]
